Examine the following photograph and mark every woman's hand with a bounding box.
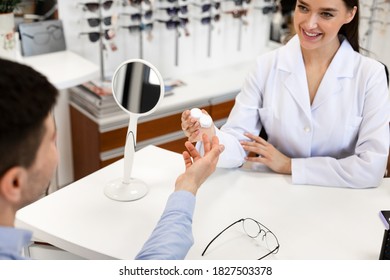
[240,132,292,174]
[181,109,215,142]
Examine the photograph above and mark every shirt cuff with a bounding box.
[291,158,306,185]
[165,190,196,216]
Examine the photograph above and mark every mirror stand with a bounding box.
[104,115,148,201]
[103,58,164,202]
[104,177,148,201]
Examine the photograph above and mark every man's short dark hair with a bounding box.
[0,58,58,176]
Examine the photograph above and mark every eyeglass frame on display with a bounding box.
[232,0,251,6]
[224,8,248,18]
[78,1,114,13]
[120,10,153,21]
[127,0,151,6]
[120,22,154,33]
[261,5,278,15]
[199,14,221,25]
[192,2,221,13]
[157,17,189,30]
[85,16,112,27]
[21,24,64,45]
[158,5,188,17]
[79,29,115,42]
[201,218,280,260]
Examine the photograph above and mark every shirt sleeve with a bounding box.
[135,190,195,260]
[0,227,32,260]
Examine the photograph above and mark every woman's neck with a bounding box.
[301,38,341,68]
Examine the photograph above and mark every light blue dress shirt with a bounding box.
[0,226,32,260]
[0,190,195,260]
[135,190,195,260]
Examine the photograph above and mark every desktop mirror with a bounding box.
[104,59,164,201]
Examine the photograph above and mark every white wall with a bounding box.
[57,0,273,80]
[360,0,390,69]
[57,0,390,80]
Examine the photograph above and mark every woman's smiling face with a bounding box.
[293,0,357,52]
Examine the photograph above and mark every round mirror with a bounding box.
[105,59,164,202]
[112,59,164,116]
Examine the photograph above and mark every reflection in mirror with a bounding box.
[104,59,164,202]
[113,61,162,115]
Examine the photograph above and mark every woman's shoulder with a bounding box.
[357,50,384,65]
[340,38,385,70]
[337,38,386,78]
[349,48,389,88]
[354,51,387,78]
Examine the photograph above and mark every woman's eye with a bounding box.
[297,5,309,12]
[321,12,334,18]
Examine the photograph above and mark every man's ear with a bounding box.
[0,167,27,204]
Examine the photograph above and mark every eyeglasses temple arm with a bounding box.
[201,219,244,256]
[258,244,280,260]
[21,33,33,39]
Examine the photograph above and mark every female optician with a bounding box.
[181,0,390,188]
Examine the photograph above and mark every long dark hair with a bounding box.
[339,0,360,52]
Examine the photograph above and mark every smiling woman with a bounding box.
[293,0,358,104]
[181,0,390,188]
[294,0,358,53]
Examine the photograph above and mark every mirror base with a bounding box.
[104,178,148,201]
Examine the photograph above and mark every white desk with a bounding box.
[21,51,99,90]
[21,51,100,187]
[16,146,390,260]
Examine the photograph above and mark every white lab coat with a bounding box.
[208,35,390,188]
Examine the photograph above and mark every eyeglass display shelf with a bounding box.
[20,50,99,90]
[16,145,390,260]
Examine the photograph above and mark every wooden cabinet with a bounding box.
[70,100,235,180]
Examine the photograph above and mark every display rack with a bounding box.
[360,0,390,53]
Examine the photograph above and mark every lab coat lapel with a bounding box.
[311,39,354,110]
[279,36,312,119]
[311,68,342,111]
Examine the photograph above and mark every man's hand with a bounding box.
[175,134,224,195]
